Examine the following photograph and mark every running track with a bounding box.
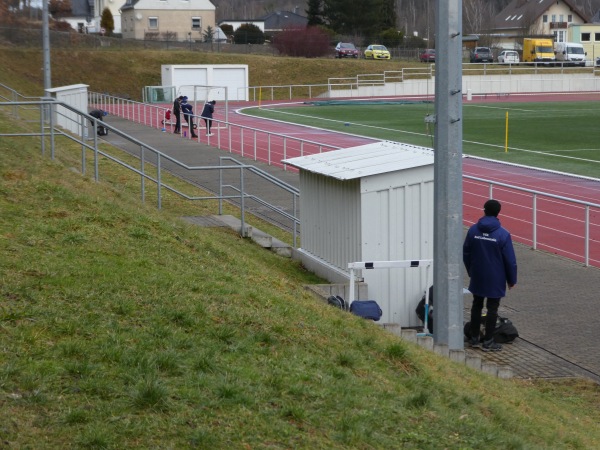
[228,96,600,268]
[99,94,600,268]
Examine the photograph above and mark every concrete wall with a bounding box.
[328,72,600,98]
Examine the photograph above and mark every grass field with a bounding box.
[246,100,600,179]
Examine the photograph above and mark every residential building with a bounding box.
[120,0,216,41]
[490,0,589,50]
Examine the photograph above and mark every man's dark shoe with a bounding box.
[468,336,481,348]
[481,339,502,352]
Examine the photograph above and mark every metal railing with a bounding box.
[87,90,600,268]
[463,175,600,267]
[89,91,339,171]
[0,98,301,246]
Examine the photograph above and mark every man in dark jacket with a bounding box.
[172,96,183,134]
[200,100,216,136]
[89,109,108,136]
[463,199,517,352]
[180,97,198,138]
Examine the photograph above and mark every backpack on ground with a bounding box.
[350,300,383,321]
[464,316,519,344]
[415,286,434,333]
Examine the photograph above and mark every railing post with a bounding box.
[268,134,271,165]
[157,154,162,209]
[240,166,246,235]
[585,205,590,267]
[140,146,145,203]
[532,194,537,249]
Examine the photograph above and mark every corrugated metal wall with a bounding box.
[361,166,434,326]
[299,171,361,272]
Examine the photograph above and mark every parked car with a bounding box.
[335,42,359,59]
[470,47,493,63]
[364,44,391,60]
[497,50,519,64]
[419,49,435,62]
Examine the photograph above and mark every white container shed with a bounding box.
[45,84,89,137]
[161,64,249,101]
[283,141,435,326]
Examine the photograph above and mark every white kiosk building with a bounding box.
[284,141,435,327]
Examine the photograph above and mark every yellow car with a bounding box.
[364,44,391,60]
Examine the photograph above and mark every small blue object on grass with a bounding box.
[344,122,350,126]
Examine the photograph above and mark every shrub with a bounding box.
[233,23,265,45]
[272,26,330,58]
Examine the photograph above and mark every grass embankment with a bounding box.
[0,47,421,101]
[2,94,600,448]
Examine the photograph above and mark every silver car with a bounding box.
[497,50,520,64]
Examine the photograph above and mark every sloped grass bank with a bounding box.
[2,114,600,448]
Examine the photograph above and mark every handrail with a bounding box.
[464,174,600,267]
[89,91,339,171]
[0,99,301,244]
[84,92,600,268]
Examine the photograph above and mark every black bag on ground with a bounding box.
[415,286,434,333]
[350,300,382,321]
[327,295,346,309]
[464,317,519,344]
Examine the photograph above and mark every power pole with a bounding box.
[432,0,464,349]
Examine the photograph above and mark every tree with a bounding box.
[306,0,324,26]
[100,7,114,35]
[233,23,265,44]
[379,28,402,48]
[203,25,214,43]
[48,0,71,18]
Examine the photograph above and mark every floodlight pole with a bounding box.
[432,0,464,349]
[42,0,52,92]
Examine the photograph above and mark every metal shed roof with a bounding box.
[283,141,434,180]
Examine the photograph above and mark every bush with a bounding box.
[233,23,265,45]
[272,26,330,58]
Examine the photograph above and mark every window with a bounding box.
[559,15,563,22]
[192,17,201,29]
[568,15,572,22]
[551,15,556,23]
[595,33,600,42]
[148,17,158,29]
[543,15,548,23]
[582,32,591,42]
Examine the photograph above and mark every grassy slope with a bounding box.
[2,99,600,449]
[3,47,600,448]
[0,47,421,100]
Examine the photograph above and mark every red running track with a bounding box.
[98,95,600,268]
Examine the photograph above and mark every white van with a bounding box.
[554,42,587,67]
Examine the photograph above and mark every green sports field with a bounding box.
[246,100,600,179]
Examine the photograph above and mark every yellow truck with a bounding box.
[522,38,556,64]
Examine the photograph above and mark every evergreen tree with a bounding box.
[233,23,265,44]
[100,7,114,35]
[203,25,214,42]
[306,0,323,26]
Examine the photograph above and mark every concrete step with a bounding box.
[182,215,292,258]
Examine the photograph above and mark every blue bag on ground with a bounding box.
[350,300,383,321]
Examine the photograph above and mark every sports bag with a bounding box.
[350,300,383,321]
[327,295,346,309]
[415,286,434,333]
[464,316,519,344]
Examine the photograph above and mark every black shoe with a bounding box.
[191,134,198,138]
[481,339,502,352]
[468,336,481,348]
